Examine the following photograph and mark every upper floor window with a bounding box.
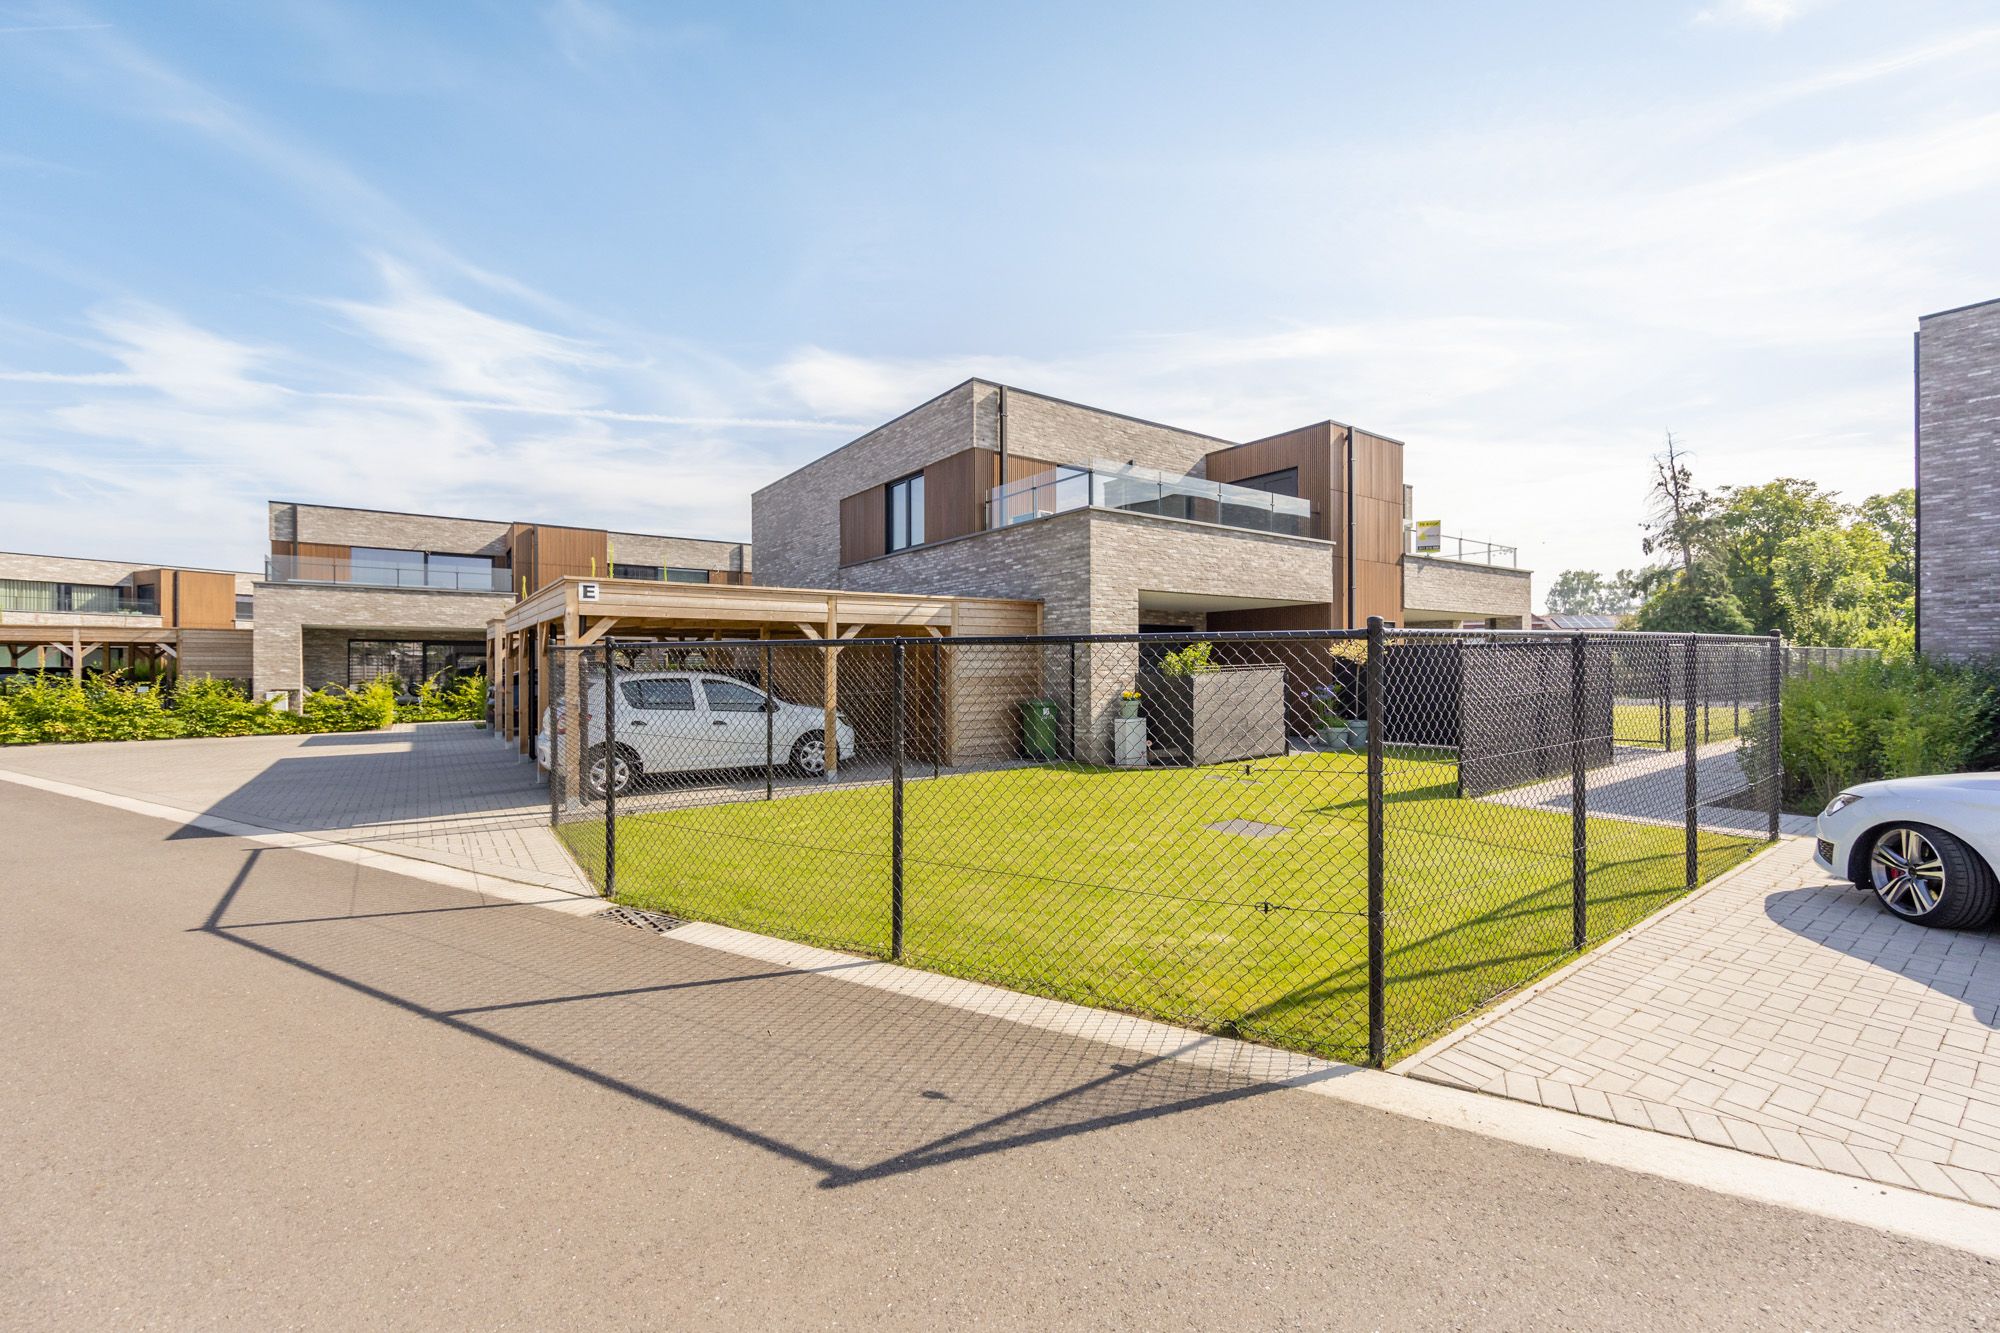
[666,567,708,583]
[612,563,660,581]
[887,471,926,552]
[1233,467,1300,499]
[235,595,254,621]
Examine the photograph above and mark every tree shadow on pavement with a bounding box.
[196,846,1333,1189]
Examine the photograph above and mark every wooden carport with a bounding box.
[490,577,1041,777]
[0,623,179,682]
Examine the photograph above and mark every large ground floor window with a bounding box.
[347,639,486,693]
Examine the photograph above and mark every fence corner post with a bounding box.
[1767,630,1783,842]
[1365,615,1386,1068]
[1569,633,1588,950]
[891,642,906,961]
[1683,635,1698,893]
[601,644,617,901]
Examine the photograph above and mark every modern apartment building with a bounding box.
[0,551,254,681]
[254,502,751,702]
[1915,297,2000,661]
[751,380,1530,635]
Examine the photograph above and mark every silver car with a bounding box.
[1815,774,2000,929]
[538,670,857,798]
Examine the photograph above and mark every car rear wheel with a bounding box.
[585,744,638,800]
[1864,823,1998,929]
[789,730,828,778]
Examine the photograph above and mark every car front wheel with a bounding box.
[584,744,638,800]
[1862,823,1998,929]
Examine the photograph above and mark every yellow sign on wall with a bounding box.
[1414,519,1442,553]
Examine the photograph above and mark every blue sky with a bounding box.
[3,0,1996,604]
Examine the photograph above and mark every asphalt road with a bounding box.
[4,781,1996,1331]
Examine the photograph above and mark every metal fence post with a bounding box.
[601,645,617,901]
[891,642,906,961]
[1569,633,1587,950]
[1767,630,1783,842]
[1365,616,1386,1067]
[1067,640,1078,762]
[931,638,943,780]
[763,640,775,801]
[1683,635,1698,892]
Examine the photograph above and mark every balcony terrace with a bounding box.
[987,462,1313,538]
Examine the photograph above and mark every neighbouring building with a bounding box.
[751,380,1530,634]
[254,502,751,703]
[1916,297,2000,661]
[0,551,254,683]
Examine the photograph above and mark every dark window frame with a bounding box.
[1231,467,1300,499]
[886,470,927,553]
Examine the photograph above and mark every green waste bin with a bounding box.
[1020,698,1062,761]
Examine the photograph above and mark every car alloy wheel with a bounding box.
[587,746,634,799]
[1869,825,1945,918]
[790,731,827,777]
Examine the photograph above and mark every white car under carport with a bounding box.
[538,670,856,798]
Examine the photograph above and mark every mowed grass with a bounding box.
[1611,700,1755,751]
[562,752,1761,1062]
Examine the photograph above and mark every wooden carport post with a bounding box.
[558,605,586,804]
[822,600,839,781]
[70,628,82,682]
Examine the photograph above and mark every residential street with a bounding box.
[5,782,1998,1330]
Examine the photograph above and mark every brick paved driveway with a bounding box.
[0,722,582,893]
[1406,837,2000,1206]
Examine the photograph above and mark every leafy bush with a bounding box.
[300,677,399,733]
[397,672,486,723]
[168,675,306,737]
[0,673,182,744]
[1157,641,1216,676]
[1748,657,1999,810]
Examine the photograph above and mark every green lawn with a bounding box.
[1611,700,1756,751]
[562,752,1761,1063]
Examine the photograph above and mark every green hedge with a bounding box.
[0,672,487,745]
[1762,657,1999,810]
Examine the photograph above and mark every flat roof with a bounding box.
[269,499,747,547]
[0,549,256,578]
[501,575,1040,638]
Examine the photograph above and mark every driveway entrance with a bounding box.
[0,722,582,893]
[1406,838,2000,1207]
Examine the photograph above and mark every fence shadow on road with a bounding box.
[194,846,1326,1189]
[1763,884,2000,1030]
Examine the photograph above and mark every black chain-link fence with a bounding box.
[545,624,1783,1065]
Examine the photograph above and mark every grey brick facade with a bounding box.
[252,581,512,700]
[1918,298,2000,660]
[1403,556,1532,628]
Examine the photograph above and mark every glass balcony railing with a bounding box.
[1406,532,1519,568]
[0,583,159,616]
[987,462,1313,538]
[264,554,513,593]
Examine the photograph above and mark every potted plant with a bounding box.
[1324,640,1370,751]
[1118,689,1142,719]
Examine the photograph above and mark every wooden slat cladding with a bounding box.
[508,524,609,594]
[839,487,888,566]
[1203,424,1334,541]
[924,447,990,544]
[1350,430,1405,624]
[840,448,1068,567]
[172,570,239,629]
